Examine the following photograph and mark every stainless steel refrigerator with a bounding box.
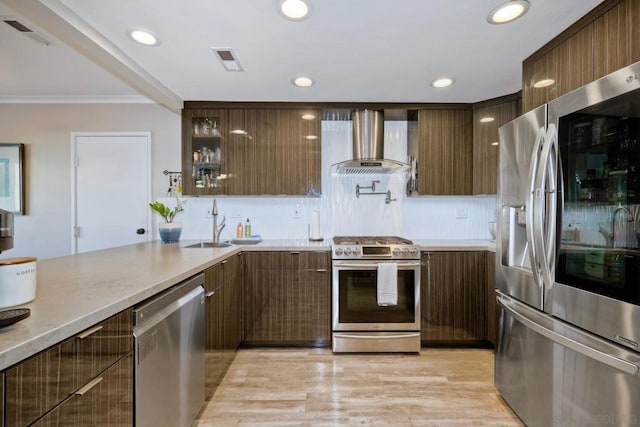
[495,61,640,426]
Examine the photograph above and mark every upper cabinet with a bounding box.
[593,0,640,79]
[408,108,473,195]
[472,96,519,195]
[523,0,640,112]
[182,108,228,196]
[226,109,321,196]
[522,25,593,112]
[182,105,321,196]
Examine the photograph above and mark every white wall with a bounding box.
[0,104,496,260]
[0,103,180,259]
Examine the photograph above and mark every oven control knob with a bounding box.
[352,248,361,255]
[409,248,418,256]
[344,248,352,255]
[335,248,343,256]
[392,248,401,256]
[402,249,410,256]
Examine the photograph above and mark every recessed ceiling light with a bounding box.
[480,117,495,123]
[293,76,314,87]
[278,0,312,21]
[533,79,555,88]
[491,141,500,146]
[127,29,160,46]
[301,113,316,120]
[432,78,455,88]
[487,1,530,24]
[305,135,318,140]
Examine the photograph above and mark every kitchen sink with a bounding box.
[183,241,232,248]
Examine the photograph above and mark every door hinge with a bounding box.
[73,226,80,238]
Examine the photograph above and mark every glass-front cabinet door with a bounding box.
[556,88,640,305]
[182,109,228,195]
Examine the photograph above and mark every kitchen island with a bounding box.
[0,239,332,370]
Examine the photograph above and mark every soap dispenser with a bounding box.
[244,218,252,237]
[236,222,243,238]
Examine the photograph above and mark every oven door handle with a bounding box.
[333,261,421,269]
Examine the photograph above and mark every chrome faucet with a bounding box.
[212,199,225,243]
[599,205,634,247]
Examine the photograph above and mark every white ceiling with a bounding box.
[0,0,604,111]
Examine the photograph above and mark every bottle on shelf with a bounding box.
[236,222,243,238]
[244,218,252,238]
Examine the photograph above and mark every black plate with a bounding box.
[0,308,30,327]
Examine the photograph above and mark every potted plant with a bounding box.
[149,198,186,243]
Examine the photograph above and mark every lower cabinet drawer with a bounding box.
[31,353,133,427]
[5,309,132,426]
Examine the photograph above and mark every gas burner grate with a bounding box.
[332,236,413,245]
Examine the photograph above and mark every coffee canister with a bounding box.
[0,257,37,309]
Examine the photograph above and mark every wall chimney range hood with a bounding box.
[332,109,409,174]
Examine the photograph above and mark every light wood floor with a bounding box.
[196,348,523,426]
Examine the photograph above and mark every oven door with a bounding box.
[332,259,420,331]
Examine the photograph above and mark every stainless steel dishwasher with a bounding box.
[133,273,205,427]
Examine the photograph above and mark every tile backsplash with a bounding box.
[160,120,497,241]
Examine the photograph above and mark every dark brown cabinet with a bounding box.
[5,310,132,426]
[408,109,473,195]
[31,354,133,427]
[421,251,487,344]
[485,251,499,347]
[472,97,518,195]
[594,0,640,79]
[182,105,322,196]
[1,372,4,427]
[204,253,242,399]
[227,108,321,196]
[243,251,330,346]
[522,0,640,112]
[522,25,593,112]
[181,108,228,196]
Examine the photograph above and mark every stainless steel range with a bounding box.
[331,236,421,353]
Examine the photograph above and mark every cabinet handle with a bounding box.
[75,377,103,396]
[290,251,301,254]
[221,259,228,264]
[206,291,215,298]
[316,269,327,272]
[76,325,103,340]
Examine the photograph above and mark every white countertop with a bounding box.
[0,238,494,370]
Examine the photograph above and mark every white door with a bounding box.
[72,132,151,254]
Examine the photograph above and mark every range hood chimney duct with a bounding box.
[332,109,409,174]
[353,109,384,161]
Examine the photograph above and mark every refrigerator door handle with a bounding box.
[534,123,559,291]
[498,294,639,376]
[526,126,546,286]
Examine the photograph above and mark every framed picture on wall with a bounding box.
[0,143,25,214]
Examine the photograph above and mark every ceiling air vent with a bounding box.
[2,16,52,45]
[211,48,244,72]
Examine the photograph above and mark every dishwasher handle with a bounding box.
[133,273,205,329]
